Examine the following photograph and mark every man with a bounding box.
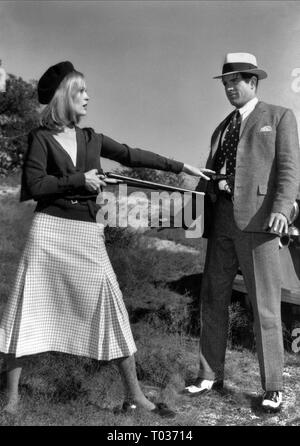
[185,53,300,412]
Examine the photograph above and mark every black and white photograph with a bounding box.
[0,0,300,429]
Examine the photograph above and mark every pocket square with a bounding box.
[260,125,272,132]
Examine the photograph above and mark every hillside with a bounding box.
[0,178,300,426]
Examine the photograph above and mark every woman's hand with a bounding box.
[84,169,107,192]
[182,164,215,180]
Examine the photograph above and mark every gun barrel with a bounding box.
[105,172,204,196]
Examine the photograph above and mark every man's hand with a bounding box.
[268,212,288,235]
[182,164,215,180]
[218,179,232,194]
[84,169,107,192]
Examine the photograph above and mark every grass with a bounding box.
[0,185,300,426]
[0,171,21,188]
[0,334,300,426]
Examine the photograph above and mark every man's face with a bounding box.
[222,73,256,108]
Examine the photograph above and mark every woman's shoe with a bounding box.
[116,401,176,419]
[150,402,176,418]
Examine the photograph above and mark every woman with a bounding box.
[0,61,213,417]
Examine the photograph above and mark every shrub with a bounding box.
[104,226,138,249]
[133,322,189,389]
[0,74,39,175]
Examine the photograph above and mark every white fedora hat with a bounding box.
[214,52,267,80]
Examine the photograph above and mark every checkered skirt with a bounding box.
[0,213,137,360]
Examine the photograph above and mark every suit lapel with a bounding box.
[211,130,221,160]
[239,101,266,140]
[211,111,235,160]
[209,102,266,168]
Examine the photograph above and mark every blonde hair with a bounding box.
[39,71,86,130]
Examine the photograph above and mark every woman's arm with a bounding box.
[100,134,213,180]
[100,134,184,173]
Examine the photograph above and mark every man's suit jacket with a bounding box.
[197,101,300,236]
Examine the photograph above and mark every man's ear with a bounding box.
[250,76,258,90]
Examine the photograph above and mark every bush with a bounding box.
[0,74,39,175]
[104,226,138,249]
[133,322,189,389]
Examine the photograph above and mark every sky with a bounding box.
[1,0,300,171]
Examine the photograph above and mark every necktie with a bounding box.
[214,110,242,176]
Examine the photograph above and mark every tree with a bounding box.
[0,73,39,175]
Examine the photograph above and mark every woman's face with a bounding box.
[72,83,89,118]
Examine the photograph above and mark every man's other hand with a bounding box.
[268,212,288,235]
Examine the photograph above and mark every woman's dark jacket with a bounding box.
[20,126,184,222]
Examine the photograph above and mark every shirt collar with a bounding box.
[236,97,258,118]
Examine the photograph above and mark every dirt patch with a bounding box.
[0,186,20,197]
[140,236,199,254]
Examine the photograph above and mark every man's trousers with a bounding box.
[199,196,284,391]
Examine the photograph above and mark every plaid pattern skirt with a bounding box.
[0,213,137,360]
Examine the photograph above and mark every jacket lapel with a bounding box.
[211,102,266,156]
[211,111,235,160]
[239,101,266,140]
[207,102,266,170]
[75,127,87,171]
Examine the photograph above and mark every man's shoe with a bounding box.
[183,379,223,396]
[261,391,282,413]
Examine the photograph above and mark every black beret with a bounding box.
[37,61,75,104]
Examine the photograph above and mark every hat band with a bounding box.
[222,62,257,75]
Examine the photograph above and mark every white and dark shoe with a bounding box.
[261,391,282,413]
[183,379,223,396]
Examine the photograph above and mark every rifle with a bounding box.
[104,172,205,196]
[103,171,206,233]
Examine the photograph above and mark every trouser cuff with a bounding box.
[263,381,283,391]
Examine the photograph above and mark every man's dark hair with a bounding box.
[240,73,259,89]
